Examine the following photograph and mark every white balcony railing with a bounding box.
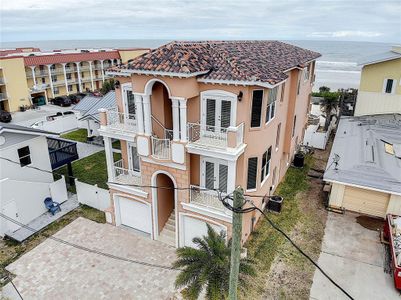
[29,84,49,92]
[113,159,142,187]
[0,93,7,100]
[187,122,244,149]
[105,107,137,134]
[189,185,231,214]
[151,136,171,160]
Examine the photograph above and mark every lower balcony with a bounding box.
[189,185,232,215]
[113,159,142,187]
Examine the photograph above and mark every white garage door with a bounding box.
[342,186,390,217]
[181,215,225,248]
[118,197,152,234]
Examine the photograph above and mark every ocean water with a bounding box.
[1,39,393,91]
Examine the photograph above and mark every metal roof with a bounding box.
[324,114,401,195]
[72,95,102,114]
[80,91,116,122]
[0,123,54,135]
[358,50,401,66]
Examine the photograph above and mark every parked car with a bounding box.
[51,96,71,107]
[0,110,12,123]
[68,93,87,104]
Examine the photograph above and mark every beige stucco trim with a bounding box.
[325,179,401,197]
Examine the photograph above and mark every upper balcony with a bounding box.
[112,159,142,187]
[186,122,245,159]
[99,107,137,141]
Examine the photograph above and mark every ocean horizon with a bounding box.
[1,39,394,91]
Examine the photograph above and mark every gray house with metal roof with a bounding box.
[324,114,401,217]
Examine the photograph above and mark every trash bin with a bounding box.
[293,152,304,168]
[267,196,284,213]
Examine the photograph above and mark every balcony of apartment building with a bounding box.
[0,92,8,101]
[0,77,5,86]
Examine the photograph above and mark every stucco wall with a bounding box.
[0,135,53,183]
[0,57,30,112]
[359,58,401,94]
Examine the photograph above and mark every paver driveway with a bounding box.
[5,217,178,299]
[310,212,399,300]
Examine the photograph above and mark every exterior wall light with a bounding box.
[237,91,243,101]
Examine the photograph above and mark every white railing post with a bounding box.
[75,62,82,92]
[47,65,55,98]
[30,66,37,86]
[88,61,94,91]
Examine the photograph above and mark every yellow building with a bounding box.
[355,45,401,116]
[0,47,149,112]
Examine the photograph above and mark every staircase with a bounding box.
[158,210,175,246]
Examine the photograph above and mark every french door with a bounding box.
[201,157,228,193]
[203,97,232,130]
[128,143,140,174]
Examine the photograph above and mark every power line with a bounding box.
[8,276,23,300]
[1,157,353,298]
[217,192,354,300]
[0,212,179,272]
[0,156,211,192]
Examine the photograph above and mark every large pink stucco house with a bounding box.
[98,41,320,247]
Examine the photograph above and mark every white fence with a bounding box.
[75,179,110,211]
[32,114,78,133]
[303,123,333,150]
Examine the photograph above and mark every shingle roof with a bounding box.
[24,51,120,66]
[80,91,116,122]
[109,41,321,85]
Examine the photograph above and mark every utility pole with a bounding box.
[228,186,244,300]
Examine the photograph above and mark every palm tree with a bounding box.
[320,91,339,131]
[173,224,255,300]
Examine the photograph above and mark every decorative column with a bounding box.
[178,98,187,142]
[142,94,152,136]
[30,66,37,86]
[103,137,114,182]
[46,65,55,98]
[62,63,69,95]
[134,94,144,134]
[88,61,95,91]
[171,98,180,141]
[75,62,82,92]
[227,160,237,193]
[100,60,105,82]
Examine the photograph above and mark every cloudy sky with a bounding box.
[1,0,400,43]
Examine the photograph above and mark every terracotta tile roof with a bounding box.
[23,51,120,66]
[0,47,40,57]
[110,41,321,85]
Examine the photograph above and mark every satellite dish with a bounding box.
[0,136,5,146]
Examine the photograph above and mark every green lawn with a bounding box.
[54,150,121,192]
[244,156,312,298]
[60,129,88,143]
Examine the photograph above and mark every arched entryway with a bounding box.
[152,171,177,246]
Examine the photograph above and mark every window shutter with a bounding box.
[220,100,231,129]
[205,161,215,190]
[218,164,228,193]
[251,90,263,127]
[206,98,216,127]
[247,157,258,190]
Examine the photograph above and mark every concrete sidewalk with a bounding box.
[310,212,399,300]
